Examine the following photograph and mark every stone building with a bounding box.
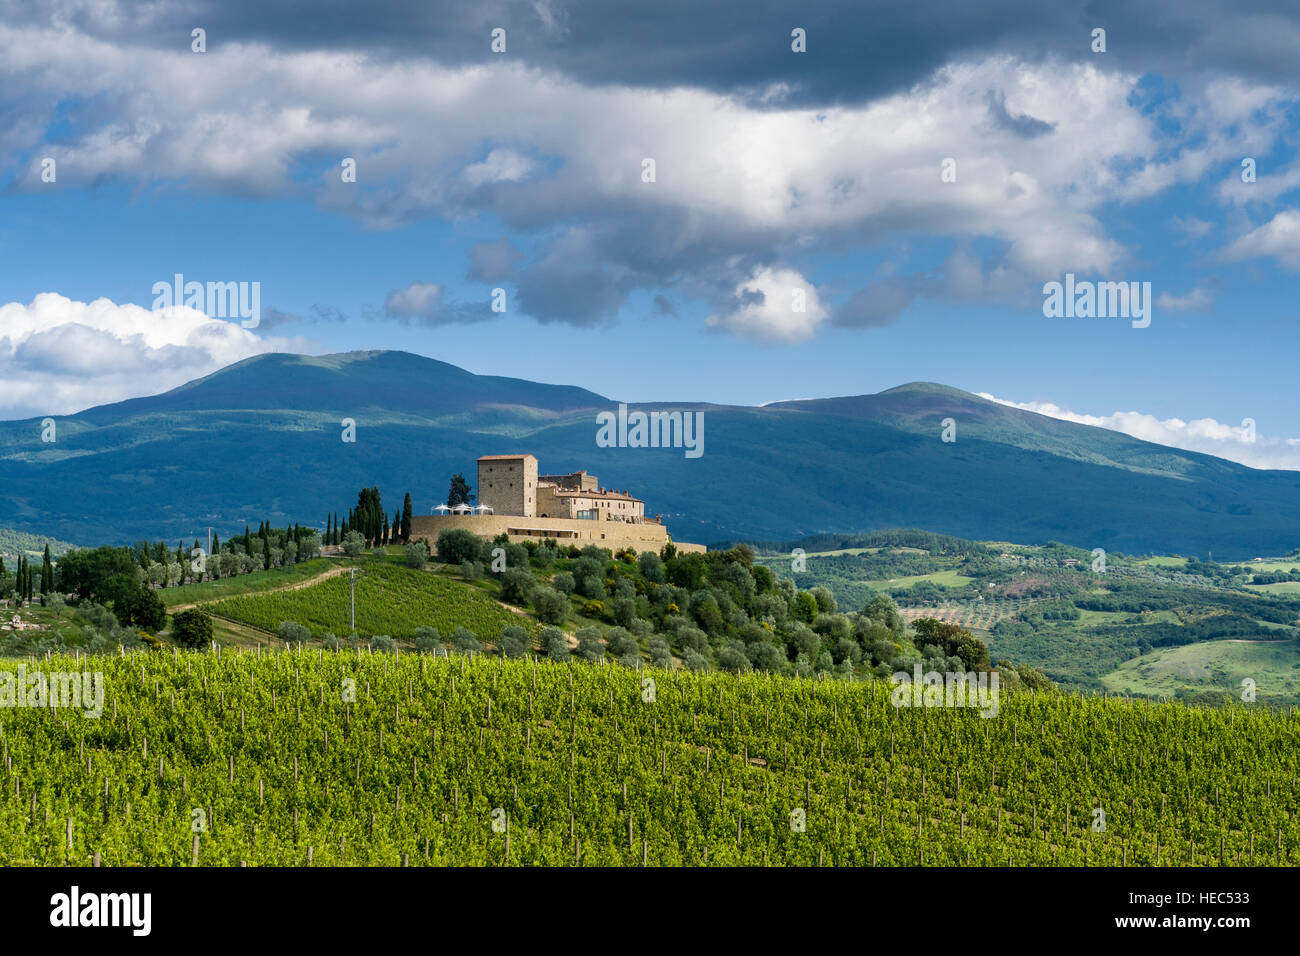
[409,453,704,554]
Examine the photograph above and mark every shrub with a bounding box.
[582,600,605,618]
[171,608,213,649]
[277,621,311,644]
[460,560,482,580]
[437,529,483,565]
[500,568,536,605]
[575,627,605,663]
[611,596,636,627]
[403,541,429,569]
[371,634,397,653]
[499,625,531,658]
[683,648,709,672]
[540,626,569,661]
[451,627,481,655]
[342,531,366,557]
[637,551,665,583]
[552,572,576,595]
[606,627,639,658]
[718,640,752,672]
[531,587,568,625]
[746,640,786,673]
[413,626,442,653]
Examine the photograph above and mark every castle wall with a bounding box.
[409,513,705,554]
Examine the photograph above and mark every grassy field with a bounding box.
[162,558,342,608]
[1101,639,1300,701]
[865,569,974,590]
[1138,556,1189,568]
[1247,581,1300,595]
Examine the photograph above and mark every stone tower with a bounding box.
[476,454,539,517]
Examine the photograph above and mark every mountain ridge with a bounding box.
[0,349,1293,557]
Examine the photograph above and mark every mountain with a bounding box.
[0,350,1296,558]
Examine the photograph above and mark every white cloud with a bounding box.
[1221,209,1300,269]
[706,267,828,343]
[978,392,1300,470]
[0,293,305,419]
[0,24,1293,340]
[462,148,535,187]
[1155,286,1214,312]
[383,282,443,320]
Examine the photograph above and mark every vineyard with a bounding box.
[2,648,1297,865]
[205,563,534,641]
[898,598,1044,631]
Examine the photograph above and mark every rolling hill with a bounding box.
[0,349,1297,558]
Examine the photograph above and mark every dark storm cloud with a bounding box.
[9,0,1300,106]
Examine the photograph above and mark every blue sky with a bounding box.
[2,0,1299,467]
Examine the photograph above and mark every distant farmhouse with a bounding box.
[408,454,705,554]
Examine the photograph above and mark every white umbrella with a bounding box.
[474,504,494,514]
[451,503,473,514]
[433,504,451,514]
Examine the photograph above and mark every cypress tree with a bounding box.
[41,544,53,594]
[244,526,252,555]
[212,532,221,555]
[401,493,413,543]
[262,534,272,570]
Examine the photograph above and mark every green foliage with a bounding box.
[500,568,536,605]
[531,588,568,625]
[403,542,428,569]
[341,531,366,557]
[277,621,312,644]
[437,529,482,565]
[540,626,569,662]
[413,626,442,654]
[499,626,531,658]
[170,608,213,649]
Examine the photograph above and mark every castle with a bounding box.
[408,454,705,554]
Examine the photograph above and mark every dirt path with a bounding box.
[171,565,352,612]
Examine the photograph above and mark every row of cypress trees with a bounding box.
[324,491,414,547]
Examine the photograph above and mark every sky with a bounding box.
[2,0,1299,467]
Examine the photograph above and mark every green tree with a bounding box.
[436,529,482,565]
[403,541,428,568]
[447,473,474,507]
[342,530,365,557]
[531,587,568,625]
[499,625,531,658]
[171,608,214,648]
[500,568,536,604]
[40,544,53,595]
[401,493,413,543]
[540,626,570,661]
